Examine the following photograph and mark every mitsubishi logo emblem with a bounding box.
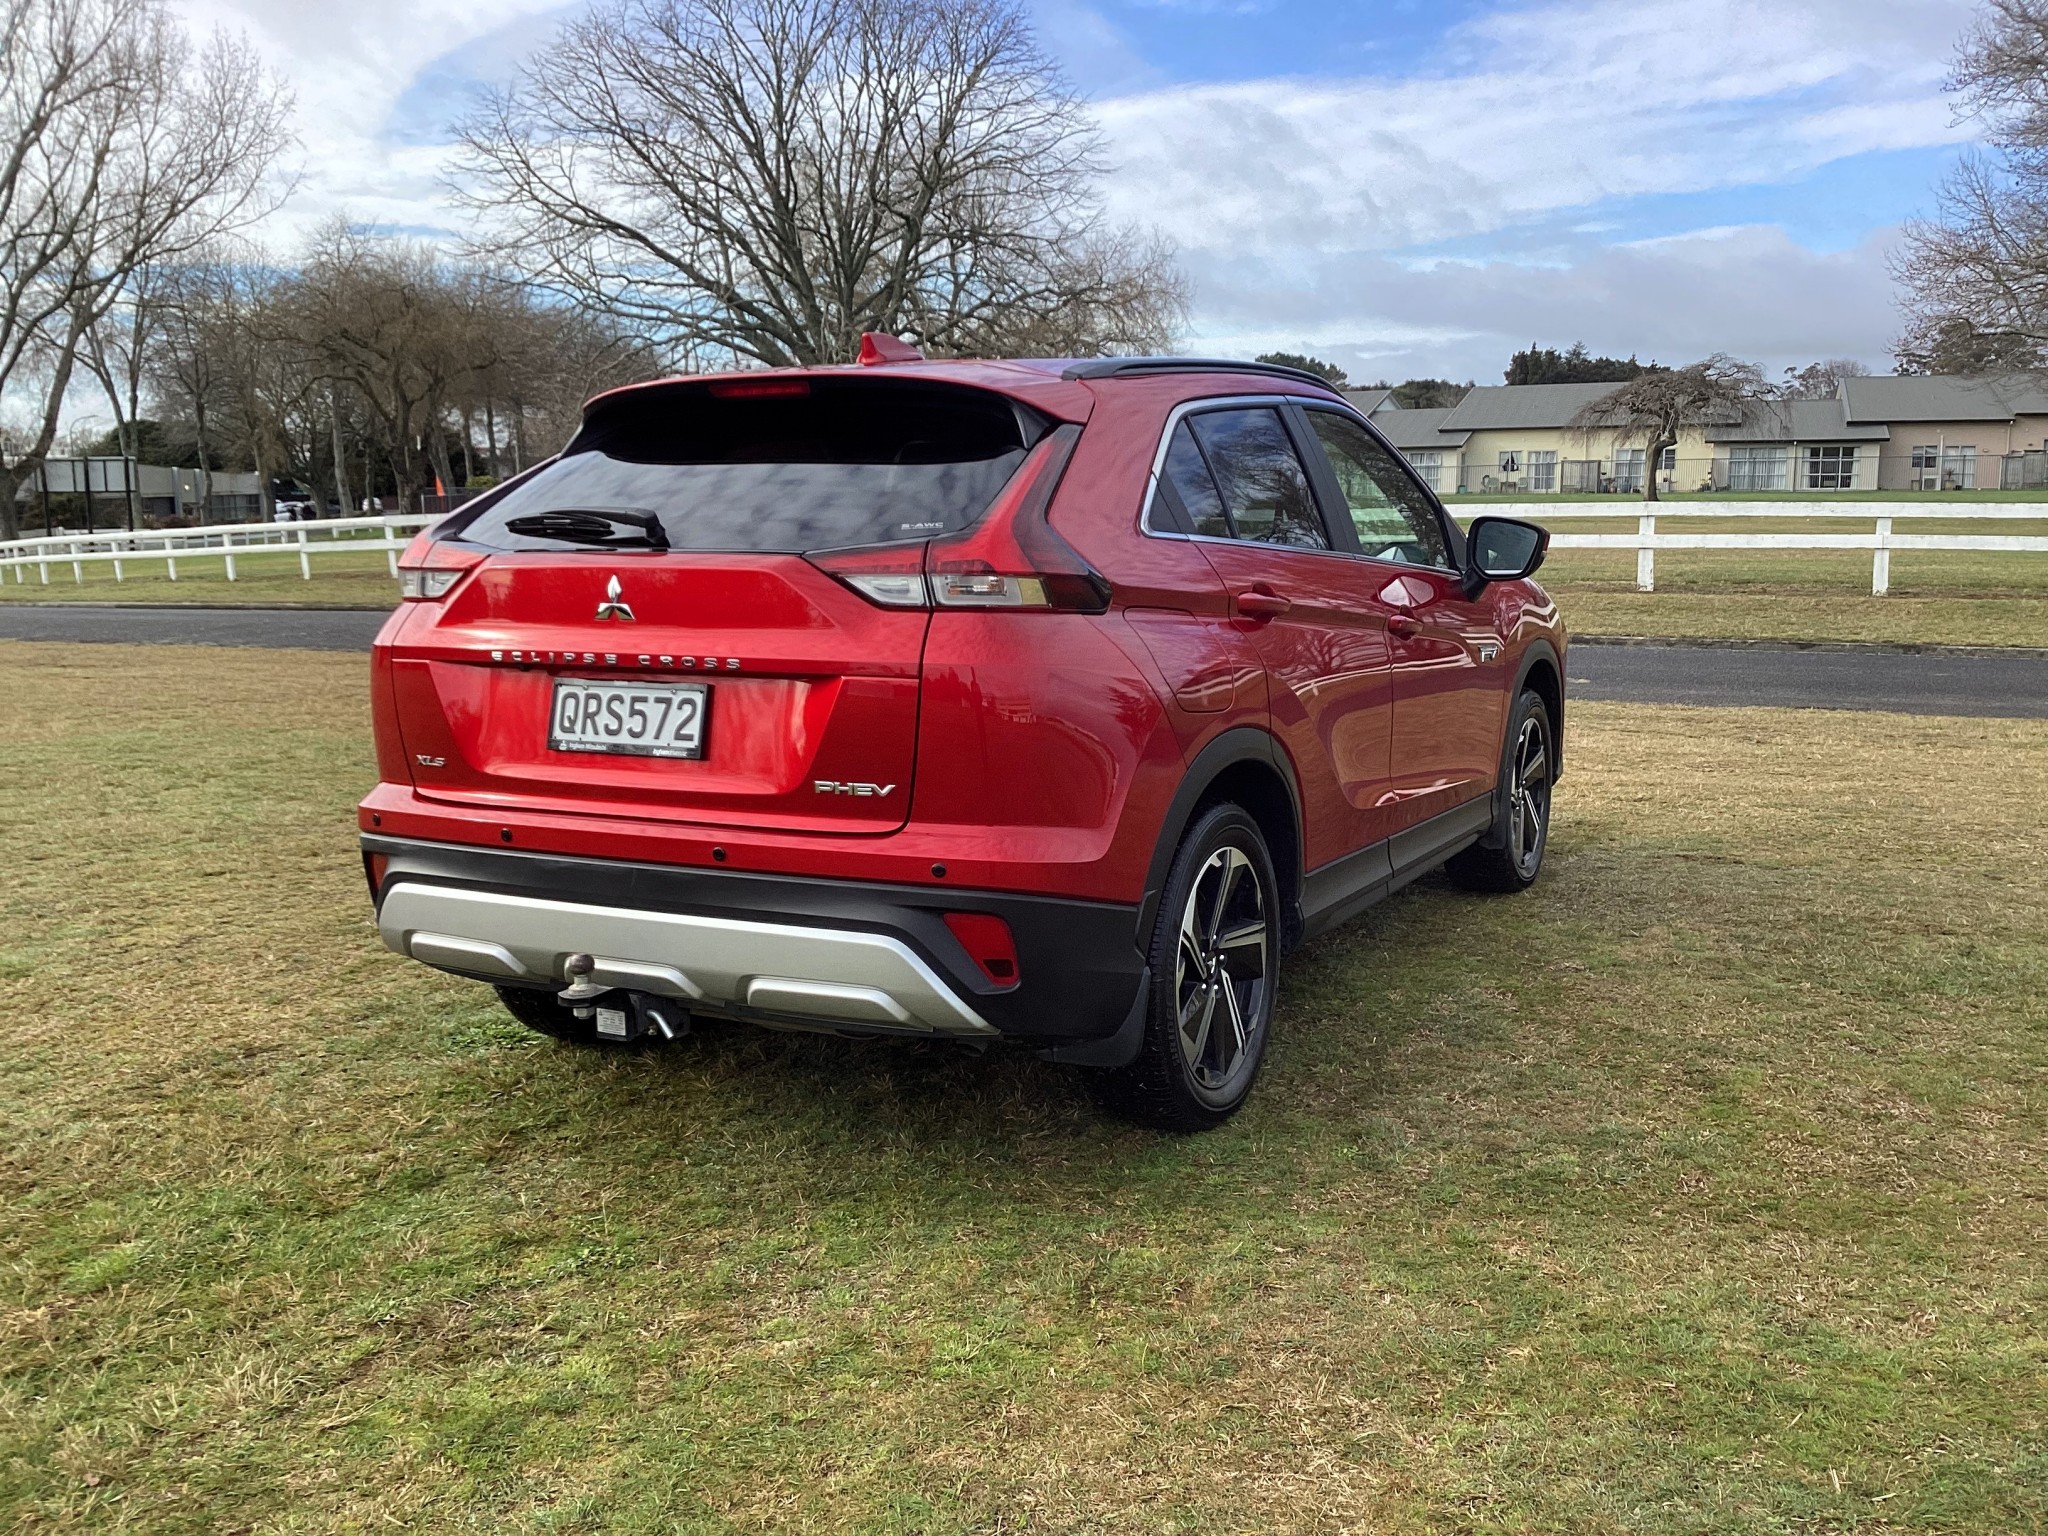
[594,575,635,622]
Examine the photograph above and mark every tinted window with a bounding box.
[1160,420,1229,537]
[1186,408,1329,550]
[1305,410,1451,568]
[447,381,1031,553]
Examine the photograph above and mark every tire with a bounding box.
[495,983,610,1045]
[1447,688,1554,894]
[1097,804,1282,1131]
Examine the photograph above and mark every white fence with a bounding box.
[1489,502,2048,595]
[3,502,2045,599]
[0,514,437,586]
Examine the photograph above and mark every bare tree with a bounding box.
[1896,0,2048,372]
[0,0,292,538]
[1568,356,1767,503]
[1781,358,1872,399]
[455,0,1186,367]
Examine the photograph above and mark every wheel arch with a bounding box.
[1137,727,1305,953]
[1517,639,1565,782]
[1474,639,1565,851]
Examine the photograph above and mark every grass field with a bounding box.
[1,643,2043,1532]
[0,547,401,608]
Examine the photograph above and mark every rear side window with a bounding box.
[1160,421,1230,537]
[1185,408,1329,550]
[446,380,1036,553]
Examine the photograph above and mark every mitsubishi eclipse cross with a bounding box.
[361,341,1564,1129]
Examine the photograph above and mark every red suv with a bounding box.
[361,347,1563,1129]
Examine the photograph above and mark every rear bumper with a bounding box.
[364,835,1147,1047]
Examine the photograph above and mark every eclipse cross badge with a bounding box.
[594,575,635,622]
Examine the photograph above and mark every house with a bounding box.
[1701,397,1889,491]
[1340,387,1397,416]
[1362,373,2048,494]
[1366,382,1724,496]
[1838,375,2048,490]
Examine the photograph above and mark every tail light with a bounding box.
[943,912,1020,988]
[805,425,1108,614]
[802,541,930,609]
[396,535,486,600]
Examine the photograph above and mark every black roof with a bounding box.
[1059,357,1343,391]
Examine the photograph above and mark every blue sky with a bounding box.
[173,0,1985,383]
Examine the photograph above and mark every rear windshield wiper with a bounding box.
[501,507,670,550]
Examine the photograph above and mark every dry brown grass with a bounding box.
[0,643,2043,1532]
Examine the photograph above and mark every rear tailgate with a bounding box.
[390,551,925,834]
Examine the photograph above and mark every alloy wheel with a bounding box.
[1507,712,1552,878]
[1173,845,1271,1091]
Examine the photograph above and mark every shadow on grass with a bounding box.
[366,869,1521,1226]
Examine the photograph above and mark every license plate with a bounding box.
[548,679,709,759]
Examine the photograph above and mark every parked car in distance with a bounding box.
[361,344,1564,1129]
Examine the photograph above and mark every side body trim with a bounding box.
[1298,796,1496,942]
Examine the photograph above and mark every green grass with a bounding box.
[1539,545,2048,648]
[1527,513,2048,646]
[1,643,2044,1531]
[0,546,399,606]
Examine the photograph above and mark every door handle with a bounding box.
[1387,614,1422,638]
[1235,589,1292,619]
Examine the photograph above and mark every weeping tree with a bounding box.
[1567,356,1766,503]
[454,0,1187,367]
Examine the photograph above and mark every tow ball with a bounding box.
[555,953,687,1042]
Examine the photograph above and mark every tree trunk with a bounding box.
[0,465,21,543]
[194,408,214,525]
[329,392,352,517]
[484,400,500,480]
[1642,435,1675,503]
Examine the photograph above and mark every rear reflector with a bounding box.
[944,913,1020,988]
[364,852,390,899]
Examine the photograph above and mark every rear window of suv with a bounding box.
[445,379,1041,553]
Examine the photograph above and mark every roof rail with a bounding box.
[1059,356,1342,390]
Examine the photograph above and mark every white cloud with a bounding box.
[166,0,571,241]
[1083,0,1977,367]
[1200,225,1907,382]
[157,0,1973,375]
[1094,0,1974,256]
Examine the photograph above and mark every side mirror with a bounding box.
[1463,515,1549,597]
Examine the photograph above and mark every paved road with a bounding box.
[1567,641,2048,719]
[0,603,389,651]
[1,604,2044,718]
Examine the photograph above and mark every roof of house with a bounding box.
[1341,387,1394,415]
[1840,374,2048,423]
[1705,398,1891,444]
[1370,407,1472,450]
[1437,382,1627,431]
